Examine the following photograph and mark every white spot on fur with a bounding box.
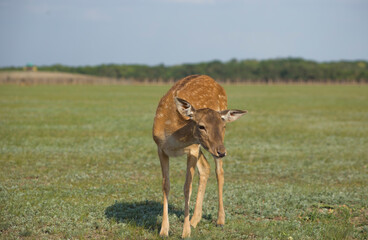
[165,120,171,125]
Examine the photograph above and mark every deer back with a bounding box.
[153,75,227,144]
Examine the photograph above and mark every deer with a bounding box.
[152,75,247,238]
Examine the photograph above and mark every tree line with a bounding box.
[2,58,367,83]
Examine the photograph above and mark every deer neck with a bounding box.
[166,120,199,149]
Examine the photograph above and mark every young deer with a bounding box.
[152,75,247,238]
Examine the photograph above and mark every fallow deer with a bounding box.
[152,75,247,238]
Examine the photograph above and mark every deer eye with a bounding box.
[198,125,206,131]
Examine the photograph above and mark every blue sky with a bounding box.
[0,0,367,67]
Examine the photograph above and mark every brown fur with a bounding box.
[152,75,246,238]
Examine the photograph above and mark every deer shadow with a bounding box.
[104,200,183,232]
[104,200,213,233]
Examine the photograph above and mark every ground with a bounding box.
[0,84,367,239]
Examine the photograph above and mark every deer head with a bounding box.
[175,97,247,158]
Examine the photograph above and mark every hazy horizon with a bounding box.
[3,57,368,69]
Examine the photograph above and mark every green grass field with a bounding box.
[0,84,367,239]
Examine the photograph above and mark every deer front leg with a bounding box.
[158,149,170,237]
[215,158,225,226]
[182,152,198,238]
[190,150,210,228]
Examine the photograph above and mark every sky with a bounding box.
[0,0,367,67]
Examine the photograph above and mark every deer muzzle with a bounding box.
[215,145,227,158]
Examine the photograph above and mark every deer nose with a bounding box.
[216,146,227,158]
[217,151,226,158]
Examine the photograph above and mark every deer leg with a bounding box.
[190,150,210,228]
[182,152,198,238]
[158,149,170,237]
[215,158,225,226]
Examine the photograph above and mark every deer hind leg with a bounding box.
[190,150,210,228]
[158,148,170,237]
[215,158,225,226]
[182,151,198,239]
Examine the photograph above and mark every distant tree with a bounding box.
[1,58,367,83]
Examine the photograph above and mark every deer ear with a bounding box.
[220,109,247,123]
[175,97,195,119]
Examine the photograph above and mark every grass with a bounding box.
[0,84,367,239]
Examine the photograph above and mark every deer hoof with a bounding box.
[216,224,224,228]
[159,227,169,237]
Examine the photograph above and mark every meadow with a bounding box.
[0,84,367,239]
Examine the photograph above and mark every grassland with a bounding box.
[0,84,367,239]
[0,72,119,85]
